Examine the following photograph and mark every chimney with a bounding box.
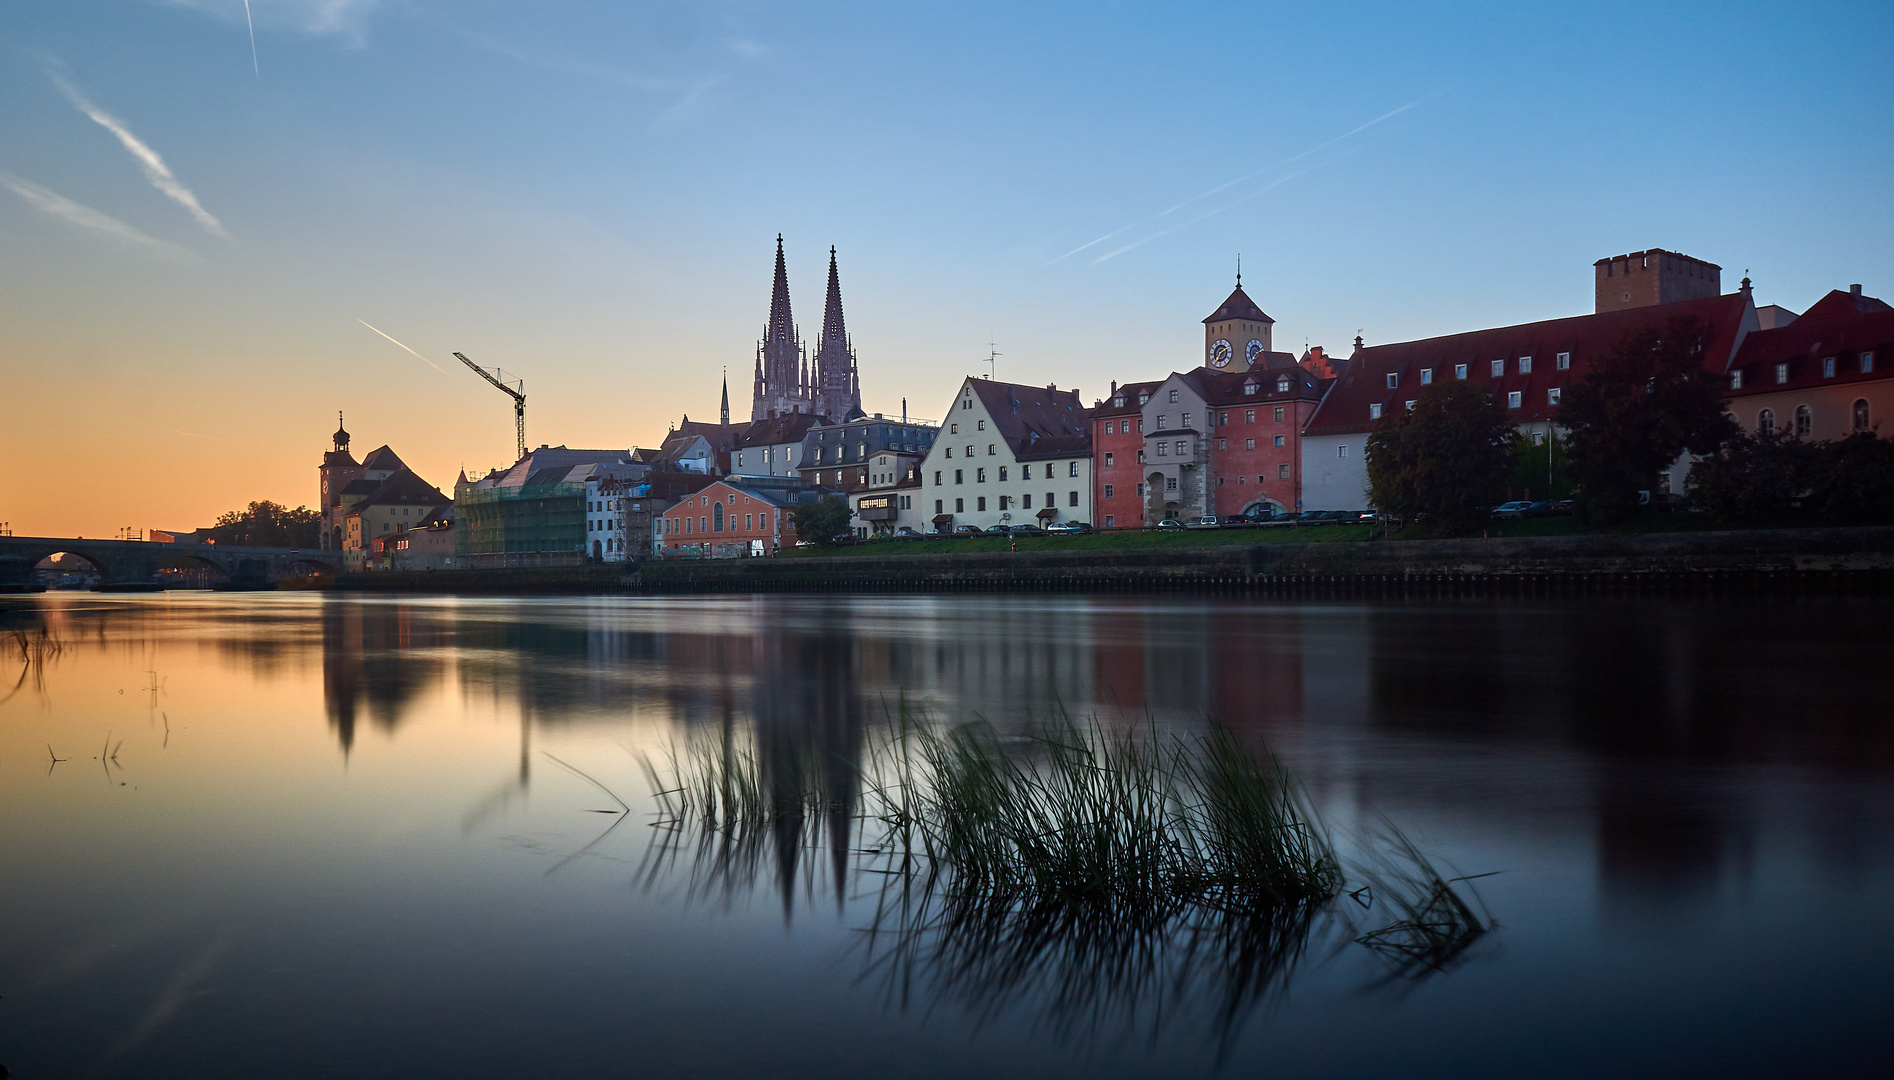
[1853,284,1863,297]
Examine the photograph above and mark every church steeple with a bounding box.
[811,245,862,422]
[767,234,794,347]
[720,370,730,426]
[819,246,846,351]
[753,234,807,422]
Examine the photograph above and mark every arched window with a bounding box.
[1855,399,1871,432]
[1758,409,1774,435]
[1794,404,1812,436]
[712,503,725,532]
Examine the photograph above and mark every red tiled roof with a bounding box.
[1797,288,1892,322]
[967,379,1091,461]
[1726,301,1894,399]
[1303,292,1752,437]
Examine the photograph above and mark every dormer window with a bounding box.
[1138,393,1150,405]
[1730,370,1743,390]
[1775,362,1790,384]
[1276,376,1291,393]
[1243,381,1259,395]
[1112,396,1125,408]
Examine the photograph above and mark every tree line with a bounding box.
[1365,316,1893,533]
[205,501,322,547]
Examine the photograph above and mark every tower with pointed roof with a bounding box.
[1202,269,1275,371]
[318,411,364,552]
[753,235,810,422]
[811,246,863,422]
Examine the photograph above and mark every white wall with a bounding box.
[1299,434,1371,510]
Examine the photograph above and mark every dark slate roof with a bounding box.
[1725,302,1894,399]
[345,468,451,511]
[1092,380,1167,418]
[674,418,751,452]
[741,412,826,447]
[1202,285,1274,325]
[360,445,407,472]
[1303,291,1752,437]
[523,467,577,488]
[339,477,383,496]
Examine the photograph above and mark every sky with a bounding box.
[2,0,1890,537]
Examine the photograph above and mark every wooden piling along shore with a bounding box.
[322,525,1894,598]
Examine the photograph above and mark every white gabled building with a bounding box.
[917,377,1092,533]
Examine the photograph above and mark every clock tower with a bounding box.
[1201,271,1274,371]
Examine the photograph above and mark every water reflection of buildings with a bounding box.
[320,599,449,756]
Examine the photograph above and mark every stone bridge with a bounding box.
[0,536,341,592]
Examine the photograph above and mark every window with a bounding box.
[1157,415,1168,429]
[1069,491,1079,506]
[945,446,953,458]
[1795,404,1812,436]
[962,398,971,410]
[966,446,974,456]
[1276,376,1291,393]
[978,420,986,430]
[1169,389,1179,403]
[1491,359,1505,378]
[1182,412,1192,428]
[1404,400,1416,411]
[1776,362,1790,384]
[1165,476,1178,491]
[1420,368,1433,385]
[1385,373,1399,389]
[1217,438,1227,450]
[1339,445,1348,458]
[1105,515,1115,527]
[1519,356,1533,374]
[998,467,1008,481]
[1104,452,1115,467]
[1104,484,1114,498]
[1112,396,1125,408]
[933,470,941,485]
[955,469,964,484]
[1855,399,1871,432]
[1822,357,1836,378]
[1001,496,1013,510]
[955,498,964,512]
[1136,483,1144,497]
[1278,464,1291,479]
[935,499,943,514]
[1273,406,1285,423]
[1218,412,1229,427]
[1174,440,1186,455]
[1245,409,1255,423]
[1557,352,1571,370]
[1863,351,1876,373]
[1548,387,1562,407]
[1068,461,1080,477]
[1369,403,1383,420]
[1156,442,1168,457]
[987,445,996,455]
[1273,435,1284,447]
[1758,409,1775,435]
[977,497,987,511]
[745,514,753,530]
[1455,363,1468,380]
[1730,370,1744,390]
[950,423,957,434]
[1244,438,1255,450]
[1243,382,1259,395]
[1507,391,1522,409]
[1138,393,1149,405]
[976,468,986,482]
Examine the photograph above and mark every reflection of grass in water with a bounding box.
[642,708,1491,1047]
[3,625,65,706]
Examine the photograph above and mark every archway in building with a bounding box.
[592,540,603,560]
[1240,498,1288,519]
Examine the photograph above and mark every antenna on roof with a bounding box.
[984,339,1001,380]
[1236,254,1241,288]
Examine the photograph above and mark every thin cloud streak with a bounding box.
[49,71,228,237]
[1050,94,1435,267]
[358,320,449,374]
[1092,155,1350,264]
[0,171,184,252]
[243,0,259,76]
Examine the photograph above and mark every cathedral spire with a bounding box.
[720,370,730,426]
[819,245,846,351]
[767,233,793,346]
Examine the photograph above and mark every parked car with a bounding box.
[1524,501,1556,518]
[1491,501,1534,519]
[1296,510,1349,525]
[951,525,985,535]
[1004,523,1045,536]
[1154,518,1185,531]
[1045,521,1087,535]
[830,533,864,547]
[891,527,926,540]
[1221,515,1260,527]
[1183,516,1221,530]
[1549,499,1576,516]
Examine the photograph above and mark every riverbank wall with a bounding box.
[326,526,1894,597]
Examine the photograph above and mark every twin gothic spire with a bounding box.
[752,236,862,424]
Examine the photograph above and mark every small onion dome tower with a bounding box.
[333,411,351,452]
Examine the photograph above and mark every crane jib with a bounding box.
[453,351,528,463]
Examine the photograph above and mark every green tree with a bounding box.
[790,495,852,546]
[1558,316,1735,523]
[1808,431,1894,524]
[1367,379,1518,535]
[1686,428,1821,523]
[207,501,322,547]
[1506,434,1574,502]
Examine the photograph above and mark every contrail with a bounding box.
[242,0,259,77]
[0,170,177,250]
[48,70,227,237]
[358,320,449,374]
[1048,94,1435,267]
[1092,153,1355,265]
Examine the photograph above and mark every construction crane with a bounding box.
[453,351,527,464]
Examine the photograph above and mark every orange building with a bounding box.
[1723,286,1893,440]
[657,479,810,556]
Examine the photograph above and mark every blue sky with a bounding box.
[2,0,1890,533]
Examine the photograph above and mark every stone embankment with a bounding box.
[328,526,1894,597]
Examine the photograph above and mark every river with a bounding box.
[1,592,1889,1078]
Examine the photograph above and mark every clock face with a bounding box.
[1209,339,1233,368]
[1247,339,1264,361]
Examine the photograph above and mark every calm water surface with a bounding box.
[1,592,1890,1078]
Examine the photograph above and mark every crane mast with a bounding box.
[453,351,527,464]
